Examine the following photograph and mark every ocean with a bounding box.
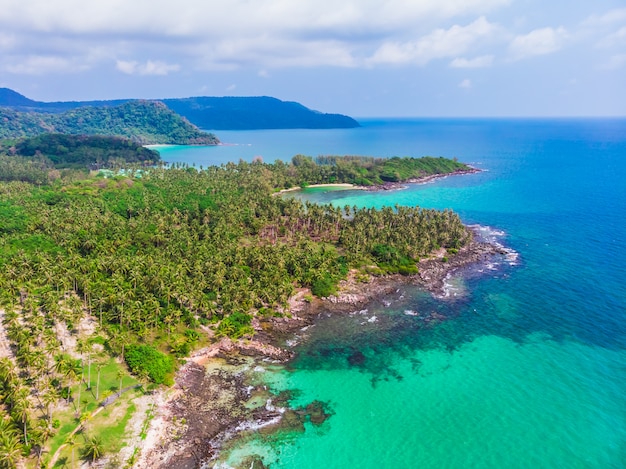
[160,118,626,468]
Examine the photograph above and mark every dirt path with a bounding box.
[47,385,142,468]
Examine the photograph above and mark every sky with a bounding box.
[0,0,625,117]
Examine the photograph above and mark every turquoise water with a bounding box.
[166,119,626,468]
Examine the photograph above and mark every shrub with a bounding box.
[398,265,418,275]
[125,345,173,384]
[215,312,254,339]
[311,276,337,298]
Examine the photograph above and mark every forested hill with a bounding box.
[0,100,220,145]
[0,88,360,129]
[161,96,359,129]
[11,134,159,166]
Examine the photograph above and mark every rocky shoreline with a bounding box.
[135,229,507,469]
[362,167,482,191]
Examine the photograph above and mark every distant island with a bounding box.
[0,88,360,130]
[0,100,220,145]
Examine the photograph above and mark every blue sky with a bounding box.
[0,0,624,117]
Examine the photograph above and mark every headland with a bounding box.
[134,227,507,469]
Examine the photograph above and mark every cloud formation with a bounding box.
[368,17,497,66]
[116,60,180,76]
[450,55,494,68]
[508,27,568,60]
[4,55,87,75]
[0,1,622,116]
[0,0,508,73]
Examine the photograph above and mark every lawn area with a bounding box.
[45,355,142,468]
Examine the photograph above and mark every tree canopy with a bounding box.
[0,100,220,145]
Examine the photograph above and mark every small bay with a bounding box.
[166,118,626,468]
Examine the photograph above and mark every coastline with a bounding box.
[274,182,358,195]
[134,226,507,468]
[274,167,481,195]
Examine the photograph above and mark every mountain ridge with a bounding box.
[0,88,360,130]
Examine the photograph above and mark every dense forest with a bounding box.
[0,134,161,184]
[0,88,360,130]
[6,134,159,168]
[0,100,220,145]
[0,156,469,467]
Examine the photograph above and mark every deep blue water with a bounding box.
[161,119,626,468]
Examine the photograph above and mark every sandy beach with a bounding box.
[274,168,481,196]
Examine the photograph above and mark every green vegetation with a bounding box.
[3,134,160,169]
[215,312,254,339]
[0,88,360,130]
[125,345,174,384]
[0,100,220,144]
[0,154,470,467]
[287,155,471,187]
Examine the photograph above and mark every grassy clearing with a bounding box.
[46,356,140,468]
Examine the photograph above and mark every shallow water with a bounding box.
[169,118,626,468]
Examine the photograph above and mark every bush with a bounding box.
[398,265,418,275]
[125,345,174,384]
[311,276,337,298]
[215,312,254,339]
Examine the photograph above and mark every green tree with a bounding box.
[81,435,104,463]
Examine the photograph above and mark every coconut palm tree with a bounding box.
[94,361,105,401]
[81,435,104,463]
[0,427,22,469]
[10,385,31,445]
[116,369,124,395]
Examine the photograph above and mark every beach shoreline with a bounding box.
[273,167,481,195]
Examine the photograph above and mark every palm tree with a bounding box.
[81,435,104,463]
[116,369,124,395]
[66,435,77,469]
[32,419,55,467]
[94,361,105,401]
[40,383,58,421]
[0,427,23,469]
[10,385,31,445]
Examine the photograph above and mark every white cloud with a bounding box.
[508,27,568,60]
[116,59,180,76]
[226,84,236,91]
[0,0,509,36]
[368,17,497,65]
[459,78,472,88]
[0,0,508,71]
[4,55,87,74]
[450,55,493,68]
[582,8,626,27]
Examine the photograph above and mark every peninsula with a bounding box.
[0,152,499,468]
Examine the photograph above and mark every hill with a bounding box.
[0,134,161,182]
[11,134,160,166]
[0,88,360,130]
[0,100,220,145]
[161,96,360,129]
